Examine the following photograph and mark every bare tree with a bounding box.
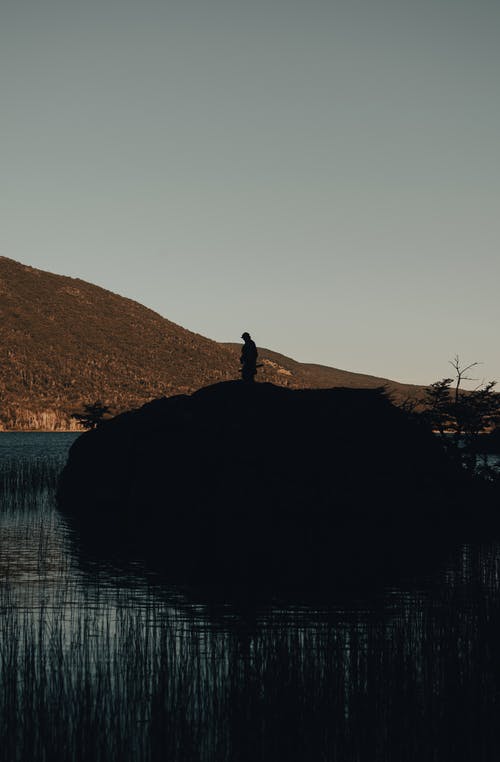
[448,354,480,405]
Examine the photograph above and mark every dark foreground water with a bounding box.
[2,433,500,762]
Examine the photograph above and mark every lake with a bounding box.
[1,432,500,761]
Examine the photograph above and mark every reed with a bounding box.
[2,555,500,762]
[3,468,500,761]
[0,458,63,511]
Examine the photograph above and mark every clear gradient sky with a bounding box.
[1,0,499,386]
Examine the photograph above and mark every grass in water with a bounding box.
[2,463,500,761]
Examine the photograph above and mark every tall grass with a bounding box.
[0,458,63,511]
[2,546,500,761]
[3,462,500,761]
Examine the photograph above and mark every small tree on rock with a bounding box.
[421,356,500,472]
[71,400,111,430]
[421,378,455,438]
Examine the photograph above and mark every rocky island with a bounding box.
[57,381,477,586]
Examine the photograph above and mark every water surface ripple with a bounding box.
[1,433,500,762]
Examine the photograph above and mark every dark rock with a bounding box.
[58,382,466,585]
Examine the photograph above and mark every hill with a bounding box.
[0,257,421,430]
[223,344,422,401]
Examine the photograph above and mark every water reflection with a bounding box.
[2,435,500,761]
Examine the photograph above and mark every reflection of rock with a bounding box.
[58,381,461,584]
[479,428,500,454]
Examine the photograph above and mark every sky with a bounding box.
[1,0,499,386]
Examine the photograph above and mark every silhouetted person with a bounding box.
[240,332,258,382]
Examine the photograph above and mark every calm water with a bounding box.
[2,433,500,761]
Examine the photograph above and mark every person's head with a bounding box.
[241,332,251,341]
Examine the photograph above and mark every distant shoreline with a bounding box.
[0,429,80,434]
